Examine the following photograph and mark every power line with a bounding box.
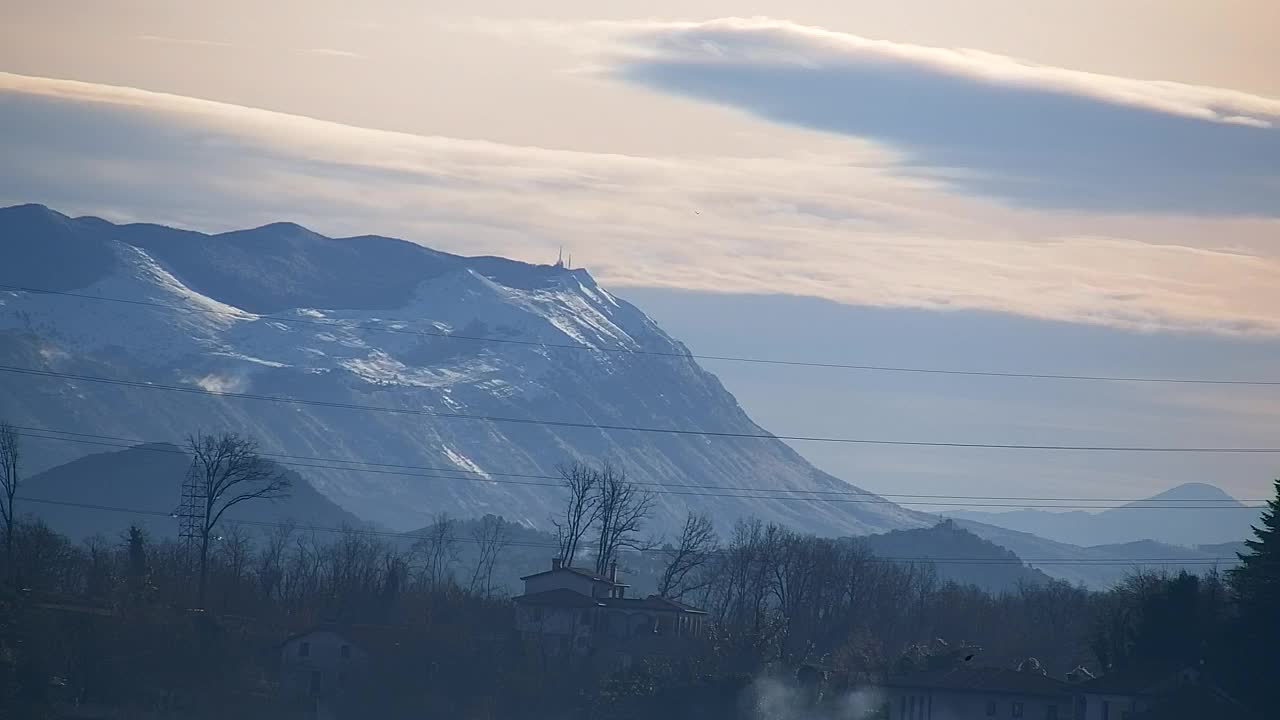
[4,283,1276,387]
[14,425,1268,505]
[13,496,1243,566]
[13,431,1267,511]
[6,365,1280,454]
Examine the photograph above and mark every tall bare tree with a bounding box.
[414,512,459,590]
[469,515,511,597]
[551,463,600,568]
[187,432,291,608]
[657,511,718,599]
[0,423,20,576]
[592,462,655,576]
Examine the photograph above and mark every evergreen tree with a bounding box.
[1231,477,1280,605]
[1229,477,1280,710]
[123,525,149,606]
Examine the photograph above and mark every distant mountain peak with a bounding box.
[1132,482,1241,506]
[1,201,57,215]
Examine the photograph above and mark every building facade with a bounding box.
[513,558,707,665]
[884,667,1073,720]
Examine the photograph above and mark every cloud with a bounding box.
[136,34,233,49]
[301,48,363,59]
[503,17,1280,215]
[1,71,1279,336]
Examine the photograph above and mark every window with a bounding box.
[1047,705,1058,720]
[309,670,321,695]
[1012,701,1024,717]
[299,641,310,658]
[340,644,351,660]
[1102,701,1110,720]
[986,700,997,716]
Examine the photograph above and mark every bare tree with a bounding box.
[255,520,296,603]
[551,463,600,568]
[0,423,20,574]
[469,515,511,597]
[187,432,291,608]
[592,462,656,576]
[414,512,460,590]
[657,511,718,599]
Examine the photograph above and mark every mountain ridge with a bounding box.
[946,481,1258,547]
[0,204,929,538]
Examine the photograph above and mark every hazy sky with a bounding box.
[2,2,1278,505]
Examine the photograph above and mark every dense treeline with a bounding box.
[2,503,1273,719]
[0,424,1274,718]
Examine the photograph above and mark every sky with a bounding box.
[2,1,1278,507]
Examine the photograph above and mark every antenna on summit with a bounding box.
[555,246,565,269]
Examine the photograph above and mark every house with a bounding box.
[279,624,402,699]
[883,666,1073,720]
[513,558,707,665]
[1074,662,1256,720]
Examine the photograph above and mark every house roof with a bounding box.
[602,596,707,614]
[513,588,605,609]
[519,565,627,586]
[1077,661,1195,696]
[512,589,706,614]
[885,667,1071,697]
[1130,684,1262,720]
[280,623,409,656]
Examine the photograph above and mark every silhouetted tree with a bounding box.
[1232,477,1280,607]
[551,463,601,568]
[469,515,510,597]
[186,432,291,609]
[592,463,655,576]
[122,525,150,606]
[1230,477,1280,709]
[657,512,718,600]
[414,512,459,590]
[0,423,20,577]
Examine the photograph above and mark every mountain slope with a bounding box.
[18,443,364,540]
[946,482,1259,546]
[0,204,930,537]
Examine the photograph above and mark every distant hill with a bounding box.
[18,443,366,540]
[946,483,1259,547]
[852,520,1053,593]
[951,519,1243,588]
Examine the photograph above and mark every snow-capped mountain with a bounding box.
[0,204,929,536]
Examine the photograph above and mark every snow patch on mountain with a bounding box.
[1,206,932,537]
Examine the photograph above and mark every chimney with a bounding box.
[552,557,563,571]
[608,560,618,583]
